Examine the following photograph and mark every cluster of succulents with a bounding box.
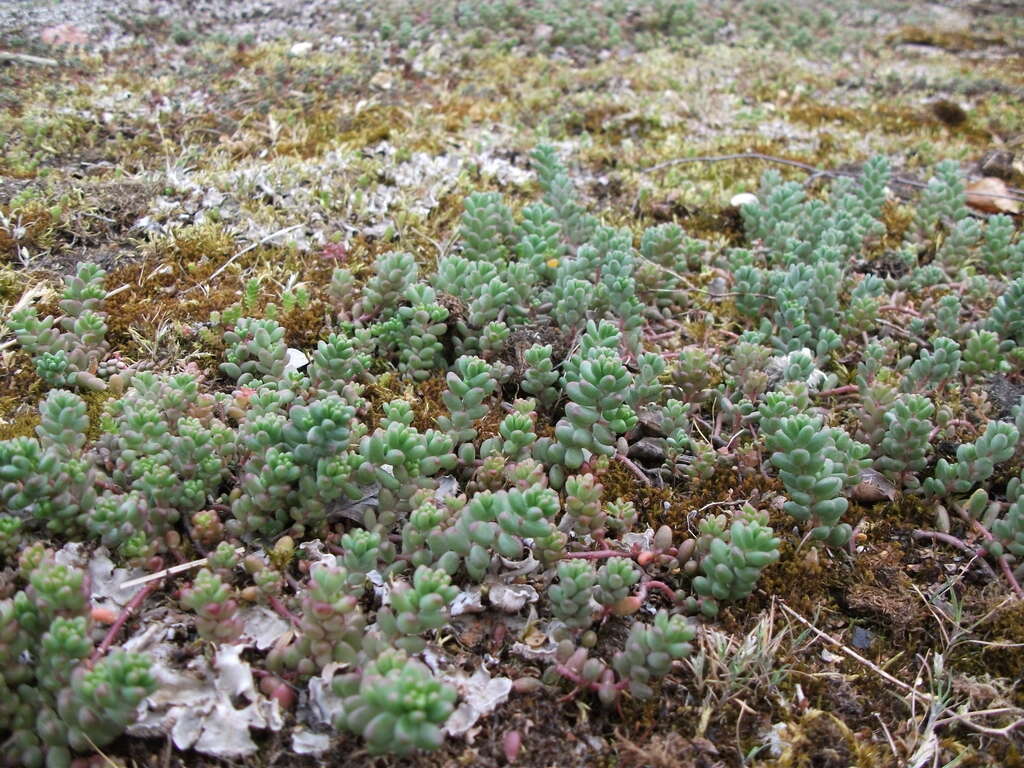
[4,143,1024,760]
[545,609,696,705]
[687,507,781,616]
[7,263,119,391]
[334,0,854,58]
[331,650,457,756]
[767,415,869,546]
[0,550,155,768]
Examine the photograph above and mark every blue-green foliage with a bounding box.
[8,263,111,391]
[7,146,1024,762]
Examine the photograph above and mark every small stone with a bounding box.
[851,468,897,503]
[707,276,728,299]
[730,192,759,208]
[533,24,553,41]
[289,42,313,57]
[851,625,874,650]
[627,437,665,466]
[986,374,1024,418]
[450,588,485,616]
[41,24,88,47]
[284,348,309,374]
[489,584,538,614]
[370,70,394,90]
[638,411,667,437]
[292,729,330,756]
[623,425,644,443]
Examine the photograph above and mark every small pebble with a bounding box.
[851,625,874,650]
[730,192,759,207]
[503,730,522,763]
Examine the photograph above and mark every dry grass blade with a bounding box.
[120,547,245,590]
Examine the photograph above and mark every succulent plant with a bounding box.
[874,394,935,490]
[536,324,636,487]
[987,276,1024,348]
[562,473,605,536]
[962,329,1005,376]
[531,143,595,246]
[8,262,111,391]
[378,565,458,652]
[769,415,852,546]
[521,344,560,412]
[594,557,640,612]
[180,568,243,643]
[6,140,1024,762]
[221,317,288,386]
[548,559,597,629]
[988,474,1024,565]
[361,250,419,317]
[691,506,780,617]
[435,356,497,462]
[902,337,961,394]
[331,650,457,756]
[924,421,1019,498]
[356,400,457,527]
[460,191,514,264]
[0,554,153,767]
[268,563,366,675]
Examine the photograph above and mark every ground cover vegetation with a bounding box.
[1,1,1024,766]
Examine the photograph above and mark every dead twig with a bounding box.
[120,546,245,590]
[815,384,859,398]
[615,453,652,486]
[269,595,302,628]
[0,51,59,66]
[875,713,899,761]
[90,579,163,665]
[777,599,933,704]
[692,499,750,515]
[643,152,832,177]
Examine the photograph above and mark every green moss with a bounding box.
[0,405,40,441]
[979,601,1024,681]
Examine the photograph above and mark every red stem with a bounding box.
[815,384,859,398]
[638,579,678,602]
[928,419,974,442]
[645,330,678,341]
[90,579,163,666]
[555,664,628,693]
[615,454,652,486]
[848,517,865,556]
[963,519,1024,600]
[999,557,1024,600]
[912,528,1006,585]
[269,595,302,627]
